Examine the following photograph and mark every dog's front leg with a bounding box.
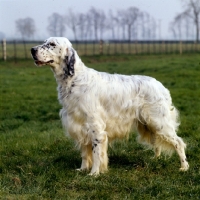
[77,144,92,171]
[89,131,108,176]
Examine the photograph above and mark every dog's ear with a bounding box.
[64,48,75,78]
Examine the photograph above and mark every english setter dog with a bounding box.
[31,37,189,175]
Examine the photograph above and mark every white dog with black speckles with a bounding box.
[31,37,189,175]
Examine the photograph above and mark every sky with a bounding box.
[0,0,184,40]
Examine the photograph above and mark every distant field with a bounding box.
[0,54,200,199]
[2,41,200,60]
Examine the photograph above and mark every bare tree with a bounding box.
[60,7,158,41]
[107,10,121,40]
[118,7,141,41]
[140,12,147,40]
[146,13,151,39]
[16,17,36,39]
[150,17,157,40]
[118,14,126,40]
[88,7,98,40]
[184,16,192,39]
[88,7,107,40]
[84,13,93,40]
[174,13,184,40]
[170,10,195,40]
[74,12,93,40]
[184,0,200,42]
[107,10,115,39]
[99,11,107,40]
[47,13,66,36]
[77,13,86,40]
[169,22,178,39]
[172,0,200,41]
[65,10,79,40]
[139,12,157,40]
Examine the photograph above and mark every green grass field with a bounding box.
[0,54,200,199]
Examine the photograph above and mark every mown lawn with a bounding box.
[0,54,200,199]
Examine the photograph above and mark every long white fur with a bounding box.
[31,37,189,175]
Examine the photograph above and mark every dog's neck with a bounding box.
[51,53,86,86]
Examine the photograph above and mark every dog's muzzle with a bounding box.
[31,47,54,66]
[31,47,38,60]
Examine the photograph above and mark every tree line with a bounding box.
[170,0,200,42]
[15,0,200,42]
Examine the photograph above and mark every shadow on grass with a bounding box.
[109,154,146,170]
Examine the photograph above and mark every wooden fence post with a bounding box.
[23,40,27,59]
[3,39,6,61]
[84,40,87,56]
[128,40,131,54]
[135,41,138,54]
[107,42,110,55]
[13,40,17,63]
[114,41,117,54]
[120,41,123,54]
[179,41,182,55]
[93,41,95,55]
[99,40,103,54]
[162,41,165,54]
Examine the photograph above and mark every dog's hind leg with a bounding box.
[173,136,189,171]
[151,124,189,171]
[137,122,160,158]
[156,130,189,171]
[137,121,189,171]
[89,131,108,176]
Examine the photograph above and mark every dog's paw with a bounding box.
[88,170,100,176]
[76,168,88,172]
[179,163,189,171]
[151,155,161,160]
[88,173,99,177]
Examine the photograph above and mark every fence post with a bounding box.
[114,41,117,54]
[93,41,95,55]
[107,41,110,55]
[135,41,138,54]
[99,40,103,54]
[128,40,131,54]
[162,41,165,54]
[13,40,17,63]
[23,40,27,59]
[120,41,123,54]
[179,40,182,55]
[84,40,87,56]
[3,39,6,61]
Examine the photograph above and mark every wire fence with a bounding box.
[1,40,200,61]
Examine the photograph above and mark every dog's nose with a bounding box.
[31,47,37,56]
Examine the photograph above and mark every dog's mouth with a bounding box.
[34,60,54,66]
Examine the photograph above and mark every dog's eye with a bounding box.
[49,42,56,47]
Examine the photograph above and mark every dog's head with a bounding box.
[31,37,75,76]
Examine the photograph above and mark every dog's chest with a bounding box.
[57,82,82,108]
[57,84,71,105]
